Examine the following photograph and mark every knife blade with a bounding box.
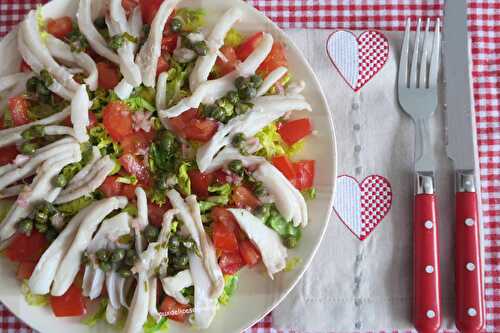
[443,1,485,332]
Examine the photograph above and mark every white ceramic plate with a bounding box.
[0,1,337,332]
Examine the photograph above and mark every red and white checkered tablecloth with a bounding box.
[0,0,498,332]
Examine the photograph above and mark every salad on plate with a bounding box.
[0,0,316,331]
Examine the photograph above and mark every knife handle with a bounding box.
[414,192,441,333]
[455,190,484,333]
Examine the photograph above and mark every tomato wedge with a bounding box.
[8,96,30,126]
[168,109,218,142]
[47,17,73,40]
[120,130,155,155]
[239,240,261,266]
[293,160,315,190]
[278,118,313,146]
[211,207,238,232]
[97,62,121,90]
[213,221,239,253]
[215,46,238,76]
[119,153,151,186]
[159,296,191,322]
[232,186,261,209]
[257,42,288,77]
[122,0,139,14]
[20,60,32,72]
[5,231,48,263]
[0,145,19,166]
[102,101,134,141]
[161,33,178,54]
[272,155,296,181]
[188,170,214,198]
[219,252,245,275]
[16,262,37,280]
[140,0,164,25]
[100,176,137,200]
[148,202,171,227]
[50,284,87,317]
[236,32,264,61]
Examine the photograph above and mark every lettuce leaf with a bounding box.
[177,162,191,196]
[255,123,304,159]
[125,96,156,112]
[224,28,243,47]
[143,316,169,333]
[218,275,238,305]
[176,8,206,32]
[89,125,122,158]
[199,184,232,212]
[0,200,14,221]
[81,299,108,327]
[164,61,192,108]
[301,188,316,200]
[285,257,302,272]
[56,195,94,216]
[21,280,49,306]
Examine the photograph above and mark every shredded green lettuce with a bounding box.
[199,184,232,212]
[89,89,118,115]
[56,195,94,216]
[81,299,108,327]
[125,96,156,112]
[117,175,138,185]
[89,125,122,158]
[0,200,13,221]
[255,123,304,159]
[218,275,239,305]
[21,280,49,306]
[260,204,301,244]
[177,162,191,196]
[285,257,303,272]
[164,61,192,107]
[224,28,244,47]
[143,316,169,333]
[301,188,317,200]
[176,8,206,32]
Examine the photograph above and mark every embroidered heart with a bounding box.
[333,175,392,241]
[326,30,389,92]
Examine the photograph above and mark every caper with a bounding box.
[226,91,240,105]
[20,142,37,155]
[96,249,110,262]
[238,86,257,101]
[231,133,245,148]
[193,41,208,56]
[109,34,125,50]
[21,125,45,140]
[211,106,227,122]
[228,159,244,175]
[26,77,39,93]
[250,74,263,88]
[124,249,137,265]
[36,81,51,96]
[174,255,189,268]
[55,174,67,187]
[17,218,33,235]
[284,236,298,249]
[45,228,58,241]
[235,102,252,115]
[170,17,183,32]
[34,210,49,224]
[35,222,48,233]
[144,225,160,243]
[254,181,266,196]
[235,76,248,90]
[40,70,53,86]
[111,248,126,263]
[182,238,195,249]
[99,261,112,272]
[202,104,216,118]
[117,267,132,278]
[169,235,180,249]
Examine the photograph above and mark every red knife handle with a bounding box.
[455,191,484,333]
[414,193,441,333]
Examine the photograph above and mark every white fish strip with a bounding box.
[136,0,181,87]
[63,146,101,191]
[0,147,81,243]
[161,269,193,305]
[159,33,274,119]
[71,84,90,142]
[77,0,121,64]
[228,208,288,278]
[0,185,24,199]
[133,187,148,254]
[51,196,128,296]
[155,71,168,110]
[106,271,124,310]
[123,271,149,333]
[45,35,98,91]
[205,147,265,173]
[0,73,31,93]
[114,80,135,100]
[186,196,224,298]
[189,7,242,90]
[256,66,288,97]
[44,125,76,137]
[166,189,200,247]
[29,203,93,294]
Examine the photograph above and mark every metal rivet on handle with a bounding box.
[426,310,436,319]
[425,265,434,274]
[424,220,433,229]
[465,218,474,227]
[468,308,477,317]
[466,262,476,271]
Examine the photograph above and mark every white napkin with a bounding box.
[272,29,472,332]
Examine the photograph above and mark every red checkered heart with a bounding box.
[326,30,389,92]
[333,175,392,241]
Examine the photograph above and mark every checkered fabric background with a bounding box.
[360,176,392,241]
[0,0,498,332]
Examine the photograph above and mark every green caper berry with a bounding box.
[170,18,183,32]
[99,261,112,272]
[35,222,48,233]
[226,91,240,104]
[228,159,244,175]
[254,181,266,196]
[250,74,263,88]
[55,174,67,187]
[202,104,216,118]
[234,76,247,90]
[238,86,257,101]
[20,142,37,155]
[21,125,45,140]
[182,238,194,249]
[34,210,48,224]
[117,267,132,278]
[109,35,124,50]
[45,228,58,241]
[193,41,208,56]
[174,255,189,268]
[111,248,126,263]
[124,249,137,265]
[211,106,227,122]
[235,103,252,115]
[26,77,39,93]
[144,225,160,243]
[96,249,110,262]
[36,81,51,96]
[17,218,33,235]
[284,236,298,249]
[40,70,54,86]
[231,133,245,148]
[169,235,180,249]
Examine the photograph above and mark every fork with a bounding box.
[398,17,442,333]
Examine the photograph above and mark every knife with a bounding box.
[443,1,485,332]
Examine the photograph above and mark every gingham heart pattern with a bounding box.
[360,175,393,239]
[357,31,390,90]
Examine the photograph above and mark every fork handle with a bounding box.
[413,174,441,333]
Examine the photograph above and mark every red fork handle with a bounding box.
[414,193,441,333]
[455,191,485,333]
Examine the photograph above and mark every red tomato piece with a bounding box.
[293,160,315,190]
[20,60,32,72]
[102,101,133,141]
[97,62,121,90]
[236,32,264,61]
[239,240,261,266]
[188,170,214,198]
[16,262,37,280]
[121,183,138,201]
[122,0,139,14]
[159,296,191,322]
[232,186,261,209]
[8,96,30,126]
[147,202,171,227]
[212,221,239,253]
[211,207,238,232]
[50,284,87,317]
[168,109,218,142]
[167,108,197,133]
[0,145,19,166]
[119,153,151,186]
[5,231,48,263]
[278,118,313,146]
[121,130,155,155]
[161,33,178,54]
[47,17,73,40]
[219,252,245,275]
[140,0,164,25]
[157,54,170,75]
[257,42,288,77]
[272,155,296,181]
[215,46,238,76]
[99,176,124,197]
